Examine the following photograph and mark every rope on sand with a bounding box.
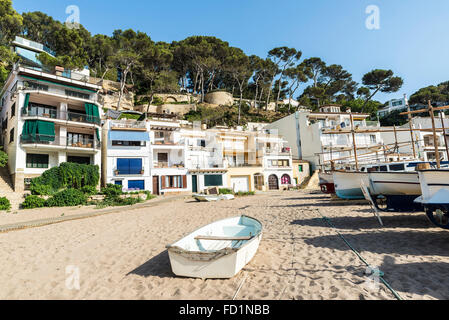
[316,210,404,301]
[232,273,248,300]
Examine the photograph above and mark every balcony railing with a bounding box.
[153,161,185,168]
[20,134,100,149]
[152,138,179,145]
[228,163,261,168]
[114,168,145,175]
[110,120,146,130]
[22,109,101,125]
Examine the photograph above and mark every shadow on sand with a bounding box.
[127,250,176,278]
[291,214,432,230]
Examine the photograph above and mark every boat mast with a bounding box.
[405,96,417,158]
[349,113,359,171]
[439,112,449,162]
[393,125,400,162]
[428,100,441,169]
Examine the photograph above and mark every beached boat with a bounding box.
[166,215,263,278]
[193,194,235,202]
[333,171,369,200]
[319,172,335,194]
[369,171,421,196]
[415,170,449,229]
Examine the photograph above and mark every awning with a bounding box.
[109,130,150,142]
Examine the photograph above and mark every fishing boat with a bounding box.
[319,172,335,194]
[415,169,449,229]
[333,171,370,200]
[166,215,263,278]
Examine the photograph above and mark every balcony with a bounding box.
[20,134,100,150]
[153,161,185,169]
[110,120,146,131]
[114,168,145,176]
[22,108,100,125]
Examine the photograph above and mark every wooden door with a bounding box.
[152,176,159,195]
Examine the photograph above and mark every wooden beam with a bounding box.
[428,100,441,169]
[440,112,449,162]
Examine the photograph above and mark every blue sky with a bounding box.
[12,0,449,103]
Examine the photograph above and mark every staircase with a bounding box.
[0,167,24,211]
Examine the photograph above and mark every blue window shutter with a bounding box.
[117,159,130,174]
[129,159,142,174]
[128,180,144,190]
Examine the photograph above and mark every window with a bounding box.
[112,140,145,147]
[65,90,90,100]
[197,139,206,147]
[24,81,48,91]
[67,156,91,165]
[163,175,185,189]
[114,180,122,186]
[128,180,145,190]
[298,165,303,172]
[9,128,14,143]
[28,102,57,118]
[157,153,168,163]
[26,154,49,168]
[67,132,94,147]
[379,166,388,172]
[11,103,15,118]
[281,174,291,185]
[117,158,142,174]
[271,159,289,167]
[204,175,223,187]
[389,164,405,171]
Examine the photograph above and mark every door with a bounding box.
[152,176,159,195]
[231,176,249,193]
[192,175,198,193]
[268,174,279,190]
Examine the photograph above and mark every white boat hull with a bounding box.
[333,171,369,200]
[418,170,449,203]
[369,172,421,196]
[167,216,262,279]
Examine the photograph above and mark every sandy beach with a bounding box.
[1,190,449,300]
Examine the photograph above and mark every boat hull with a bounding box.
[167,215,262,279]
[333,171,369,200]
[418,170,449,202]
[369,172,421,196]
[319,172,335,194]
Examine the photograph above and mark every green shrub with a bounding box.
[0,197,11,211]
[81,185,98,196]
[219,188,233,195]
[101,184,123,198]
[235,191,255,197]
[30,163,100,194]
[22,195,46,209]
[30,183,55,196]
[46,189,87,207]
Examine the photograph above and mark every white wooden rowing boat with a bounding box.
[166,215,263,279]
[193,194,235,202]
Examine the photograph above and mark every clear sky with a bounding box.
[12,0,449,103]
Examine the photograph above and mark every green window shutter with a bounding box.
[84,103,92,122]
[23,93,30,114]
[22,120,38,141]
[96,128,100,141]
[37,120,55,142]
[92,104,100,124]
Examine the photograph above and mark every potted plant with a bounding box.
[114,169,120,175]
[140,169,144,174]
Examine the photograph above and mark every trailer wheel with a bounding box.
[374,196,389,212]
[425,207,449,230]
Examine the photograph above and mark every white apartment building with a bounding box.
[0,59,102,192]
[181,124,228,193]
[102,119,151,191]
[377,95,409,118]
[265,105,383,170]
[149,118,190,195]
